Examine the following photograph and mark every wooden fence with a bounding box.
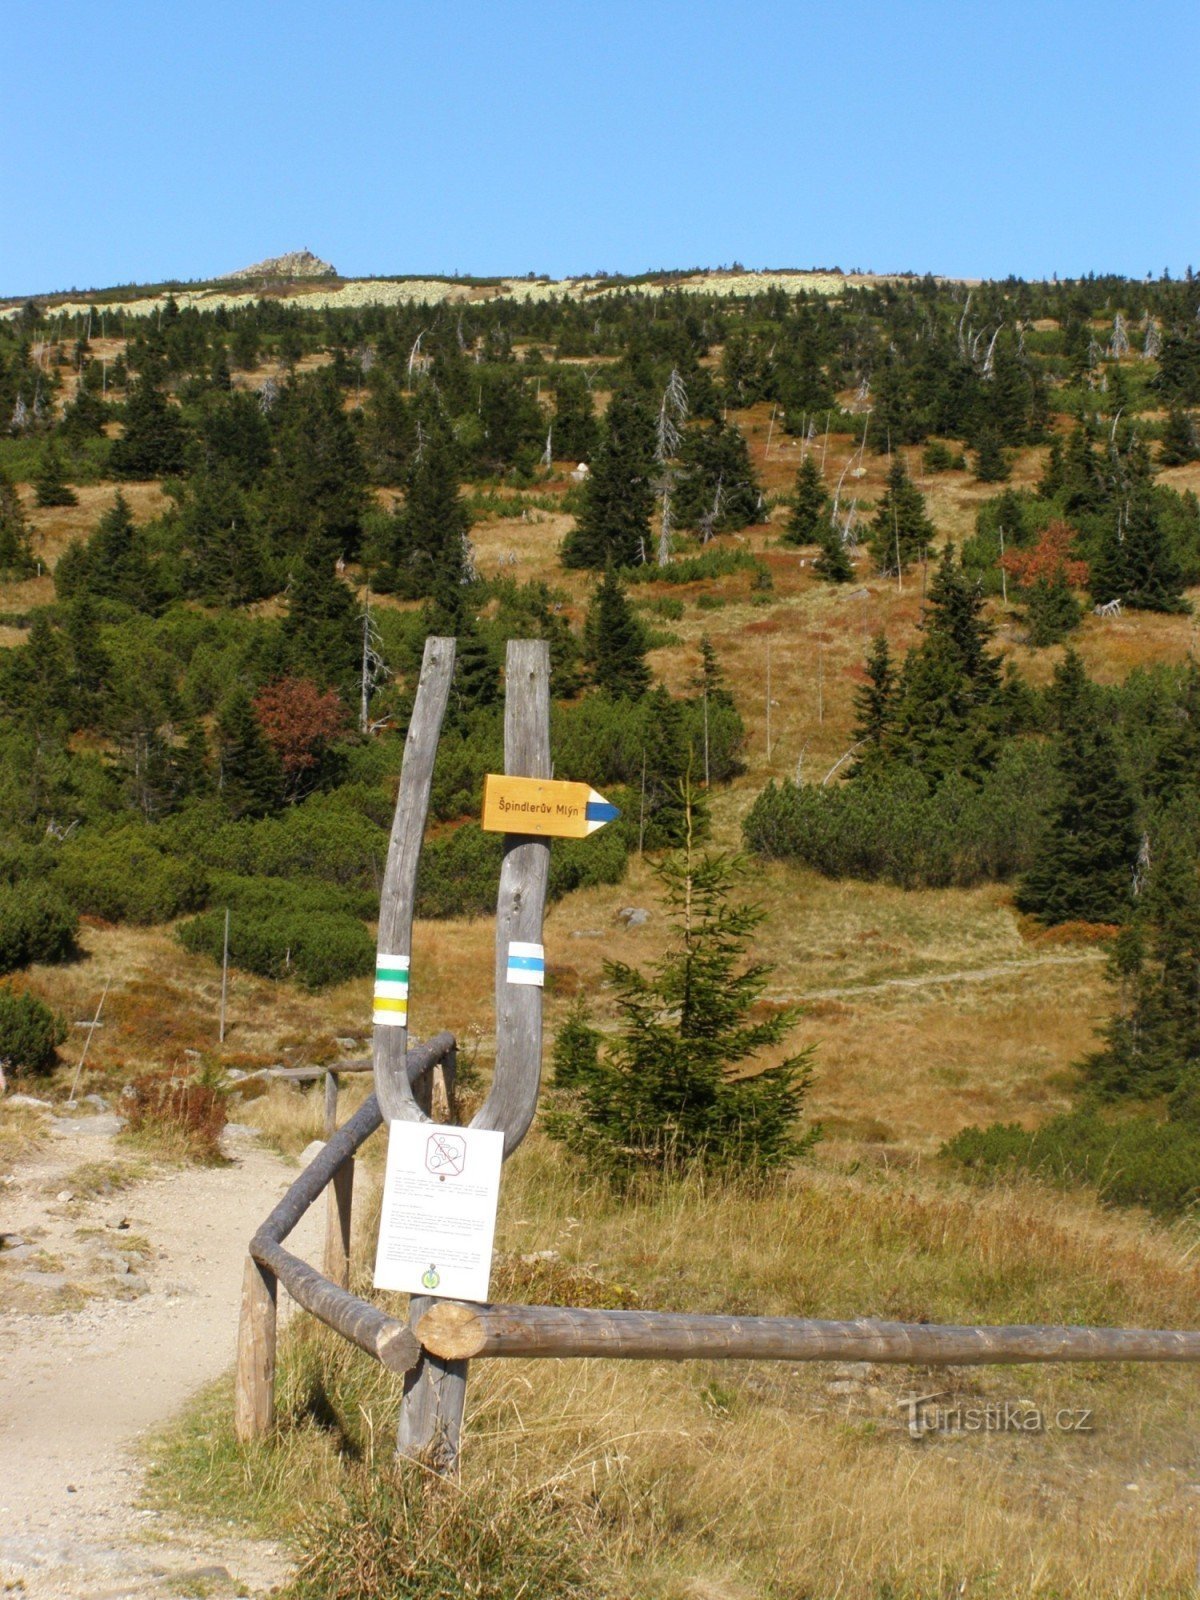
[237,636,1200,1475]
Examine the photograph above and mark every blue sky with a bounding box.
[3,0,1197,295]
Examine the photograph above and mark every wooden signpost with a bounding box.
[236,632,1200,1487]
[481,774,619,839]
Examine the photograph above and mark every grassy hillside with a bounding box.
[3,273,1199,1596]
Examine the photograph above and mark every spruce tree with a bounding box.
[63,594,110,727]
[1025,571,1082,646]
[813,521,853,582]
[562,386,656,568]
[110,375,187,478]
[451,624,499,719]
[175,468,269,605]
[0,467,33,574]
[283,537,362,693]
[673,419,762,535]
[1090,489,1187,613]
[216,688,281,819]
[849,632,897,779]
[867,456,935,574]
[973,429,1009,483]
[584,565,650,699]
[33,443,77,508]
[378,427,472,611]
[55,492,163,612]
[265,371,370,558]
[923,543,1002,698]
[1160,408,1200,467]
[551,369,598,461]
[1017,651,1140,925]
[783,454,829,546]
[1086,834,1200,1100]
[547,806,817,1182]
[640,686,703,847]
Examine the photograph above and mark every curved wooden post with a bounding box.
[373,636,456,1125]
[473,640,552,1158]
[398,640,552,1473]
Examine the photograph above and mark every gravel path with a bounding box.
[0,1110,323,1598]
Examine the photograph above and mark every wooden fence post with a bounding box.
[396,641,551,1474]
[234,1254,277,1441]
[323,1069,353,1290]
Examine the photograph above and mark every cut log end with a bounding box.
[376,1321,423,1373]
[416,1300,487,1360]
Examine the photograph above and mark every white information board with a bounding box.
[372,1121,504,1302]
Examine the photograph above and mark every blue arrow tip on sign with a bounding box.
[585,799,621,823]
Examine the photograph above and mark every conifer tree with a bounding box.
[265,371,369,557]
[216,688,281,819]
[583,565,650,699]
[973,429,1009,484]
[1017,650,1140,925]
[63,594,110,727]
[451,624,499,719]
[562,386,656,568]
[640,686,703,846]
[849,632,897,778]
[377,427,472,612]
[1086,834,1200,1100]
[1159,408,1200,467]
[783,454,829,546]
[551,369,598,462]
[547,801,817,1181]
[33,443,77,508]
[0,467,34,574]
[1025,571,1082,646]
[175,469,269,605]
[673,419,762,535]
[867,456,935,574]
[110,375,187,478]
[283,537,362,693]
[55,492,163,612]
[1090,489,1187,613]
[550,996,602,1089]
[813,521,854,582]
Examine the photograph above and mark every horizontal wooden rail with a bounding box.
[415,1300,1200,1367]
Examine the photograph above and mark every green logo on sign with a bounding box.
[421,1265,440,1290]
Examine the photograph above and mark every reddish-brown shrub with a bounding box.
[123,1069,227,1160]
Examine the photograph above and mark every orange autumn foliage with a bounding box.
[252,676,348,777]
[999,519,1089,588]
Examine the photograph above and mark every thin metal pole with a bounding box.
[68,979,110,1106]
[765,639,772,763]
[999,526,1008,605]
[219,908,230,1045]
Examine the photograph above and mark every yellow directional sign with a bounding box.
[481,775,620,839]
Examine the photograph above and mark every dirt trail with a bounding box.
[785,948,1106,1004]
[0,1111,324,1599]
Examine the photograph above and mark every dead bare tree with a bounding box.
[258,376,278,416]
[655,367,688,464]
[359,592,391,735]
[657,488,673,567]
[1110,313,1130,359]
[1142,317,1162,361]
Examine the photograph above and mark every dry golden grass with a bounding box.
[0,1099,50,1176]
[159,1131,1200,1597]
